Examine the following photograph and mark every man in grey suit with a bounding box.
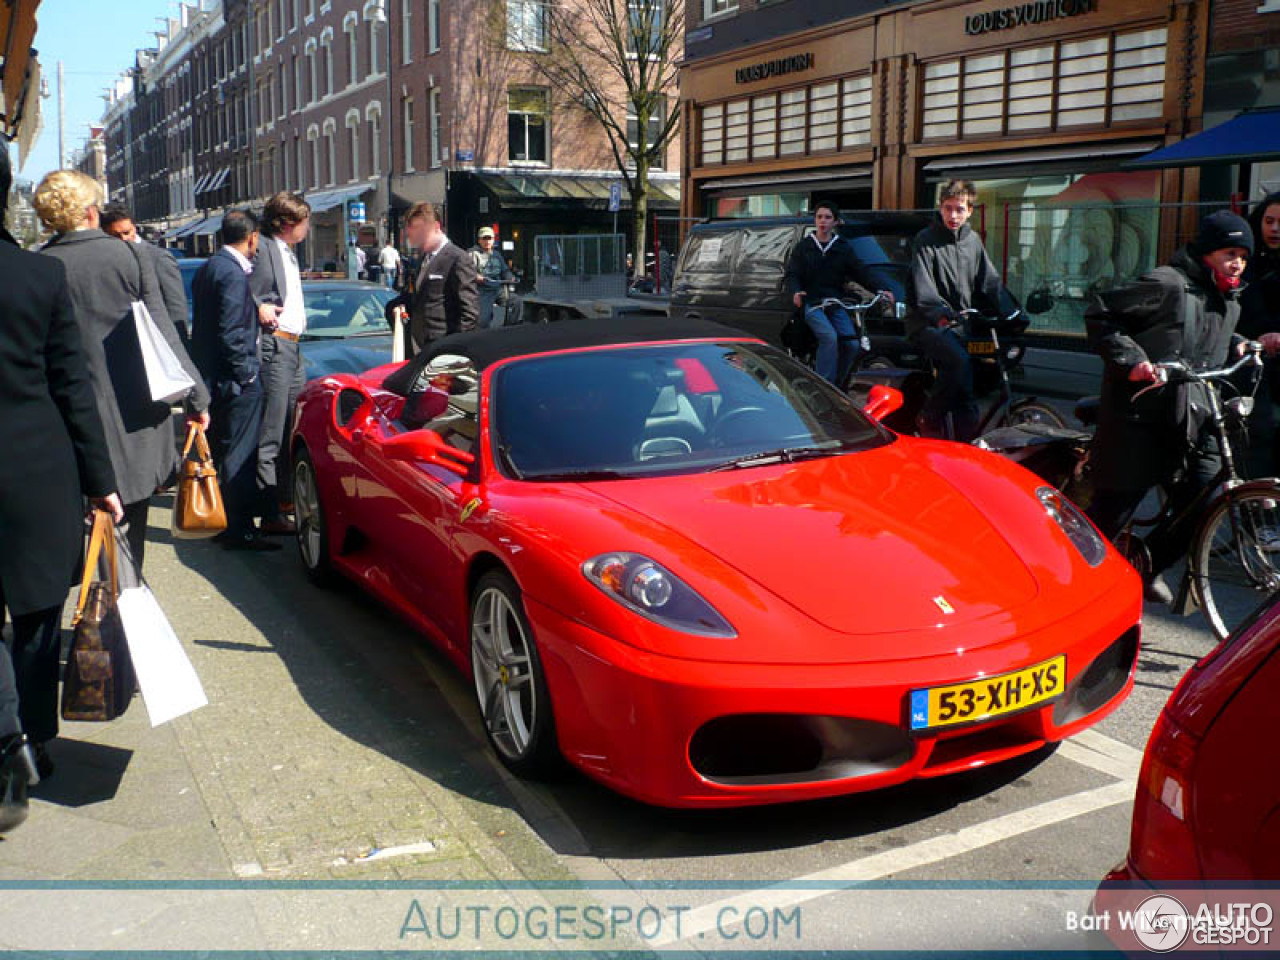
[101,204,191,343]
[249,192,311,535]
[399,202,478,355]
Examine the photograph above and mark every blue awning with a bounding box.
[1125,106,1280,170]
[305,183,372,213]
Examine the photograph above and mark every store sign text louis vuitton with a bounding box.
[965,0,1097,35]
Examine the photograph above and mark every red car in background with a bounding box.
[289,317,1141,807]
[1094,597,1280,952]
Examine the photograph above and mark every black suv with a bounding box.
[666,213,932,360]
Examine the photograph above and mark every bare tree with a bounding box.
[531,0,683,274]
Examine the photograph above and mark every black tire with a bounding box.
[1189,485,1280,641]
[292,446,335,586]
[1008,401,1067,429]
[470,570,559,777]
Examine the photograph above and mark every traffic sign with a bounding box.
[609,183,622,212]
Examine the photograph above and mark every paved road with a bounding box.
[0,497,1234,953]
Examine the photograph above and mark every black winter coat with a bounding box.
[906,216,1017,338]
[783,234,871,303]
[1238,248,1280,402]
[0,232,117,615]
[1085,247,1242,492]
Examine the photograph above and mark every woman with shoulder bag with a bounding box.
[33,170,210,575]
[1,152,124,791]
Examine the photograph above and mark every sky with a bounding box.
[18,0,180,186]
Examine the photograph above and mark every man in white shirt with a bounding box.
[378,241,401,289]
[249,191,311,535]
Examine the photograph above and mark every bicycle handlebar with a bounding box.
[813,293,886,313]
[1131,342,1265,401]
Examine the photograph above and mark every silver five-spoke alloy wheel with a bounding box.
[471,584,539,762]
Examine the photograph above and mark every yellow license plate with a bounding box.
[909,656,1065,731]
[967,340,996,355]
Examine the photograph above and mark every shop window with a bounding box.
[809,82,839,152]
[840,76,872,148]
[725,99,750,163]
[751,94,777,160]
[779,89,806,156]
[701,103,723,165]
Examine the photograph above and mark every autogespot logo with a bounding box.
[1132,895,1191,953]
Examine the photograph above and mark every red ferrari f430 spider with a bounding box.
[289,317,1141,807]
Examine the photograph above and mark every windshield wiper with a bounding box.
[522,468,627,482]
[710,445,839,472]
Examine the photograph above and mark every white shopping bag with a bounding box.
[116,584,208,726]
[133,300,195,404]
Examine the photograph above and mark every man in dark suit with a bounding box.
[396,202,478,355]
[249,192,311,535]
[0,141,122,796]
[100,204,192,344]
[191,209,280,552]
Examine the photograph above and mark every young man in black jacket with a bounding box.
[784,202,892,386]
[1086,211,1260,604]
[907,180,1019,441]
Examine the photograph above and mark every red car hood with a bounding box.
[584,445,1041,638]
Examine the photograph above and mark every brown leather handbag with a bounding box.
[62,511,136,722]
[172,423,227,539]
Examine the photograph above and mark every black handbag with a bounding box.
[61,511,135,722]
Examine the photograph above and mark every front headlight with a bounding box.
[582,552,736,637]
[1036,487,1106,567]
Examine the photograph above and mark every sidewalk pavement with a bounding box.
[0,500,572,888]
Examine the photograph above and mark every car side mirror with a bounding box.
[382,429,475,477]
[862,385,905,423]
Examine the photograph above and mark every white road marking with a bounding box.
[651,779,1135,947]
[1059,728,1146,782]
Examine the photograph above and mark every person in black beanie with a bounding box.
[1085,210,1263,605]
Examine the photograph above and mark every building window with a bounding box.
[429,0,440,52]
[627,0,663,58]
[402,0,413,63]
[508,87,549,163]
[921,27,1167,141]
[700,103,723,165]
[293,55,303,110]
[808,82,839,152]
[507,1,548,52]
[403,96,415,171]
[370,18,383,74]
[627,96,665,168]
[324,36,335,97]
[308,50,318,104]
[348,119,360,181]
[750,94,776,160]
[430,87,443,167]
[326,129,337,185]
[369,106,382,175]
[703,0,737,18]
[278,63,287,117]
[347,23,359,85]
[310,133,320,188]
[841,75,872,148]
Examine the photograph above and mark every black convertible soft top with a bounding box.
[383,316,756,395]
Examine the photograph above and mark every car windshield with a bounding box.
[302,286,394,339]
[492,342,890,481]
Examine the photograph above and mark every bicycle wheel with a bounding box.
[1189,484,1280,640]
[1008,401,1067,429]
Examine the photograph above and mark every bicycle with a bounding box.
[781,292,886,387]
[927,308,1066,440]
[1105,342,1280,640]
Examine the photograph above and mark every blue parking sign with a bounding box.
[609,183,622,212]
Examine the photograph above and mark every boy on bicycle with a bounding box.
[1086,211,1261,604]
[785,201,893,387]
[907,180,1021,441]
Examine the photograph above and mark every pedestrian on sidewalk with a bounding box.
[250,192,312,536]
[33,170,209,575]
[2,150,124,787]
[101,203,192,344]
[378,240,400,289]
[191,210,280,553]
[470,226,514,329]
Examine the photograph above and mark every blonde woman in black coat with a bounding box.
[33,170,210,574]
[0,150,123,789]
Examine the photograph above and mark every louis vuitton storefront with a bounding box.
[680,0,1213,340]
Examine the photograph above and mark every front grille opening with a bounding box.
[688,714,913,787]
[1053,626,1140,726]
